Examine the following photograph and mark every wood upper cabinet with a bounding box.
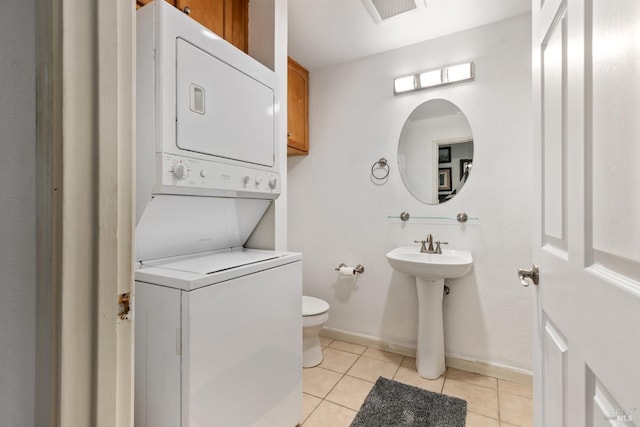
[287,57,309,156]
[136,0,248,53]
[223,0,248,53]
[176,0,224,38]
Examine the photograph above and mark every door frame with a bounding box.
[35,0,135,425]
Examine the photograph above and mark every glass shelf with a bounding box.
[387,215,479,222]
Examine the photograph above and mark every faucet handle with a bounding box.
[434,241,448,254]
[414,240,427,253]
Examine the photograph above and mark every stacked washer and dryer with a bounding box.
[134,2,301,426]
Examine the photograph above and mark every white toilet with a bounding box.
[302,296,330,368]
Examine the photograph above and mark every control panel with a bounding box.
[158,154,281,198]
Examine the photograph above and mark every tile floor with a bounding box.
[302,337,533,427]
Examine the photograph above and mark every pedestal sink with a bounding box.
[386,247,473,379]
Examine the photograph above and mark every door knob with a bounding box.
[518,264,539,287]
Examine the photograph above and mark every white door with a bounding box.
[531,0,640,426]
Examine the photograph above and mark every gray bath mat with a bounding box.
[350,377,467,427]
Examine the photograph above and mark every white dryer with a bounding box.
[135,2,301,426]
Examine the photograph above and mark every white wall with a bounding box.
[0,0,36,425]
[288,15,534,371]
[246,0,289,251]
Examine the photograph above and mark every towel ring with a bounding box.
[371,158,390,180]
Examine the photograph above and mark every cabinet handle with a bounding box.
[182,6,191,15]
[287,132,292,137]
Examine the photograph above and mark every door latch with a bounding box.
[518,264,539,287]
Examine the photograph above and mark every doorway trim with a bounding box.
[35,1,135,425]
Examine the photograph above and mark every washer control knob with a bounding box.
[200,170,207,178]
[242,175,251,186]
[172,162,189,179]
[268,177,278,189]
[254,177,263,186]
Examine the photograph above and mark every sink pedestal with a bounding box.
[385,246,473,380]
[415,277,446,379]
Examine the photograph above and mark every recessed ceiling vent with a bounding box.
[362,0,427,23]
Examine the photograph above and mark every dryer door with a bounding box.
[175,38,275,167]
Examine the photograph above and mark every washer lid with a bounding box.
[155,249,279,274]
[135,249,302,291]
[135,195,270,263]
[303,296,330,316]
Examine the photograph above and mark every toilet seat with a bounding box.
[303,296,329,316]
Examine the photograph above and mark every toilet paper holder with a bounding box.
[335,263,365,274]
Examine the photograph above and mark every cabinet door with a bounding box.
[287,57,309,155]
[176,0,224,38]
[224,0,248,53]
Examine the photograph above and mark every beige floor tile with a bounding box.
[498,379,533,399]
[500,423,519,427]
[446,368,498,390]
[362,347,404,364]
[302,400,357,427]
[442,378,499,419]
[499,392,533,427]
[393,366,444,393]
[325,375,375,411]
[465,412,500,427]
[319,336,334,347]
[401,356,416,368]
[303,367,343,399]
[301,393,322,423]
[346,355,400,383]
[328,340,367,355]
[318,348,359,374]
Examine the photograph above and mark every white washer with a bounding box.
[135,249,301,427]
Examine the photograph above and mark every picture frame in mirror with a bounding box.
[438,146,451,163]
[438,167,452,191]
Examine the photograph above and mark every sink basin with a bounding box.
[386,247,473,280]
[385,246,473,379]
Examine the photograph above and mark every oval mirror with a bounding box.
[398,99,473,204]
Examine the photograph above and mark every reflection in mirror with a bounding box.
[398,99,473,204]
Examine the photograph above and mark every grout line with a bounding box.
[319,351,359,405]
[443,375,500,391]
[300,393,320,425]
[342,373,375,385]
[497,379,502,423]
[496,384,502,423]
[391,356,402,379]
[465,409,501,422]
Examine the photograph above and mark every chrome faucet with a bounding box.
[414,234,436,254]
[414,234,448,254]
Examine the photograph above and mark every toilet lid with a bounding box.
[303,296,330,316]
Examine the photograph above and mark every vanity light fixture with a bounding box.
[394,75,417,93]
[394,62,475,95]
[418,69,441,88]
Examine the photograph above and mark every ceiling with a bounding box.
[288,0,531,70]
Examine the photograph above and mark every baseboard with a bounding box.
[320,327,533,385]
[445,355,533,385]
[320,328,417,358]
